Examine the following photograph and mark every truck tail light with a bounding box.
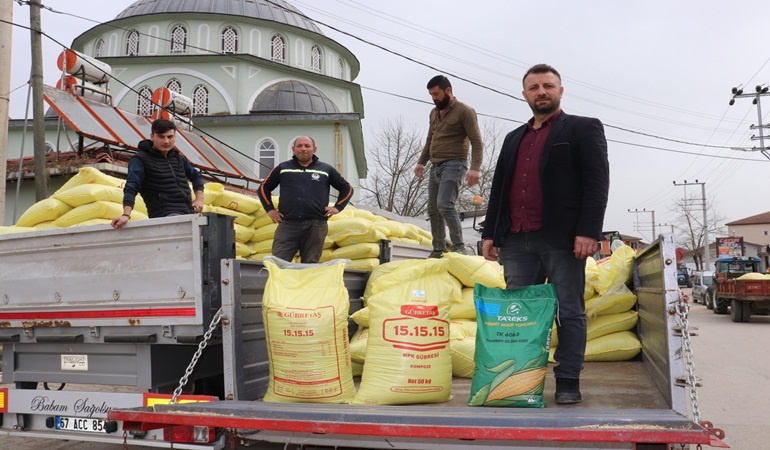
[0,388,7,413]
[163,425,216,444]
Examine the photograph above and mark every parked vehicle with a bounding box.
[691,271,716,309]
[677,268,691,288]
[1,221,721,449]
[713,256,770,322]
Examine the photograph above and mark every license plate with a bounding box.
[55,416,108,433]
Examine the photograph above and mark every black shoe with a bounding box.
[428,249,446,258]
[555,378,582,404]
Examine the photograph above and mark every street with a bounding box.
[2,289,768,449]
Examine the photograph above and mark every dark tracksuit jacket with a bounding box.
[123,140,205,218]
[257,155,353,219]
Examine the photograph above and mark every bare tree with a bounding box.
[359,117,428,216]
[457,120,506,213]
[669,194,726,270]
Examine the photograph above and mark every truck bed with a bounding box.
[111,235,713,449]
[115,365,701,449]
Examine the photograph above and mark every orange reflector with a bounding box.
[142,393,218,408]
[0,388,7,412]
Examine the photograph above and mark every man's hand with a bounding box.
[414,164,425,180]
[574,236,598,260]
[466,169,480,187]
[325,206,340,218]
[482,239,498,261]
[192,198,204,213]
[111,215,129,229]
[267,209,283,223]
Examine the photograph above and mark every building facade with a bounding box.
[5,0,366,225]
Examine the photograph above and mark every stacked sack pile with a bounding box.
[350,253,506,380]
[1,167,150,234]
[550,242,641,363]
[1,168,433,270]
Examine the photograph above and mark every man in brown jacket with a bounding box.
[415,75,483,257]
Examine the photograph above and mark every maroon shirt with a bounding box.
[508,110,562,233]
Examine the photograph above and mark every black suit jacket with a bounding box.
[483,111,610,249]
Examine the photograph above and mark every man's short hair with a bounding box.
[522,64,562,87]
[151,118,177,135]
[427,75,452,90]
[293,136,316,147]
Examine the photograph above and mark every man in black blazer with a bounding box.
[482,64,610,404]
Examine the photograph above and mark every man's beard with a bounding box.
[531,97,559,114]
[434,97,450,110]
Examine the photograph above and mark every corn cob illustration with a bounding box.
[485,366,547,401]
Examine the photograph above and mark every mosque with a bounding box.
[4,0,366,225]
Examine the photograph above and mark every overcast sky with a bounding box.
[7,0,770,243]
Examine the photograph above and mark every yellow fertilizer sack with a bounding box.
[451,288,477,320]
[450,337,476,378]
[16,198,73,227]
[54,201,146,227]
[584,331,641,362]
[54,183,124,207]
[370,258,461,302]
[449,319,477,340]
[362,259,413,303]
[234,223,255,243]
[349,327,369,364]
[587,310,638,341]
[205,205,254,227]
[54,166,126,194]
[585,283,637,318]
[350,306,370,328]
[351,259,453,405]
[594,245,636,295]
[444,253,506,289]
[213,187,262,214]
[346,258,380,271]
[251,223,279,242]
[262,257,355,403]
[469,284,557,408]
[332,242,380,260]
[0,226,36,235]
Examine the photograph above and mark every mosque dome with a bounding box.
[251,80,339,114]
[115,0,323,35]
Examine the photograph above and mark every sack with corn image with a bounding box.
[468,284,557,408]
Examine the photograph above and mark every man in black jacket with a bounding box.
[257,136,353,263]
[111,119,204,229]
[482,64,610,404]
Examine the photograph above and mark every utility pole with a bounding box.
[673,180,710,271]
[0,0,12,224]
[658,223,675,234]
[729,84,770,160]
[627,208,655,241]
[29,0,48,201]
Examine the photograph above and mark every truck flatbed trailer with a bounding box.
[108,233,724,450]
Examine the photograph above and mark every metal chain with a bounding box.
[675,292,701,423]
[170,307,224,404]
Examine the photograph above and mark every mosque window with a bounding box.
[271,35,285,63]
[171,25,187,53]
[126,29,139,56]
[166,78,182,94]
[192,85,209,116]
[136,86,153,117]
[337,58,344,79]
[311,45,322,72]
[222,26,238,53]
[257,140,277,179]
[95,39,105,58]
